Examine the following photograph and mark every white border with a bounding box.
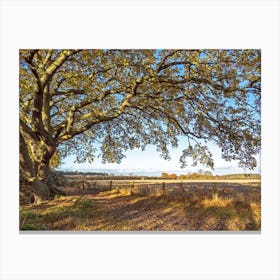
[1,1,279,280]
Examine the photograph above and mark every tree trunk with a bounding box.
[37,145,55,183]
[20,132,65,203]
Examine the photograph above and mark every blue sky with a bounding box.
[59,137,261,176]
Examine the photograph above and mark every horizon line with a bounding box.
[56,167,261,176]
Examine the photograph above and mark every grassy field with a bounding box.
[20,180,261,231]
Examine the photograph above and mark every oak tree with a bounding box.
[19,49,261,201]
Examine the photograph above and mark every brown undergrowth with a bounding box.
[20,188,261,231]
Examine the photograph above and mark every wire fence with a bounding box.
[64,178,261,203]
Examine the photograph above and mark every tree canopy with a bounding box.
[19,49,261,200]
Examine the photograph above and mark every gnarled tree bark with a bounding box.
[20,132,65,203]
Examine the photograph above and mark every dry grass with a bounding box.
[20,184,261,231]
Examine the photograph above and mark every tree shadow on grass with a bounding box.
[20,189,261,231]
[183,199,261,231]
[21,194,184,231]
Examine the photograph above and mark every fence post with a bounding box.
[212,184,218,201]
[130,181,135,195]
[109,180,113,191]
[162,182,166,196]
[82,175,86,189]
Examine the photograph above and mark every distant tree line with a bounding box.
[56,170,109,176]
[54,170,260,181]
[161,172,260,180]
[56,171,159,180]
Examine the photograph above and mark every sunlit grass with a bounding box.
[20,188,261,231]
[183,197,261,230]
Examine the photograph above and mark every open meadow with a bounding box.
[20,178,261,231]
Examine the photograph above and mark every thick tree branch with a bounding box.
[41,49,81,85]
[20,118,39,141]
